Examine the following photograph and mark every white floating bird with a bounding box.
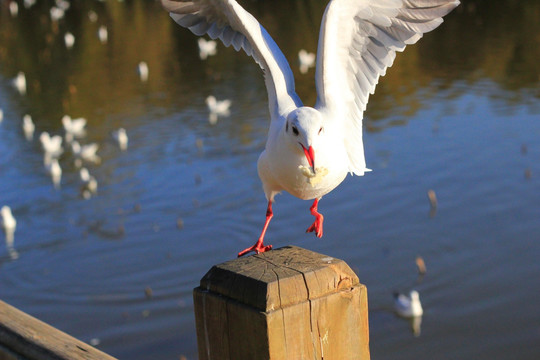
[79,168,98,199]
[98,25,108,44]
[9,1,18,17]
[24,0,37,9]
[298,49,315,74]
[62,115,86,142]
[394,290,423,318]
[71,141,100,164]
[197,38,217,60]
[205,95,231,125]
[1,206,16,236]
[46,158,62,189]
[0,108,3,123]
[138,61,149,82]
[112,128,128,151]
[64,32,75,49]
[1,205,18,260]
[50,6,65,22]
[40,132,63,159]
[22,114,35,140]
[12,72,26,95]
[161,0,459,256]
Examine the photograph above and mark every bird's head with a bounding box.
[285,107,324,172]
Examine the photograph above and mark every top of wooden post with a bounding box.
[199,245,360,312]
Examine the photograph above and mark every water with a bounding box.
[1,0,539,359]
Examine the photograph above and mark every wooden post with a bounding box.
[0,300,117,360]
[193,245,370,360]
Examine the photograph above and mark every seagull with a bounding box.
[45,158,62,189]
[62,115,86,142]
[394,290,423,318]
[79,168,98,199]
[22,114,35,140]
[40,132,64,160]
[1,205,18,260]
[161,0,459,256]
[64,32,75,49]
[1,206,16,237]
[138,61,149,82]
[71,141,100,164]
[197,38,217,60]
[50,6,65,22]
[0,108,3,123]
[9,1,18,17]
[298,49,316,74]
[98,25,108,44]
[112,128,128,151]
[12,72,26,95]
[205,95,231,125]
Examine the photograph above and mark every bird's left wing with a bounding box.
[161,0,302,119]
[315,0,459,175]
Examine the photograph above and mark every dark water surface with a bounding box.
[1,0,539,359]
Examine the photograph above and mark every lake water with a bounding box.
[1,0,539,359]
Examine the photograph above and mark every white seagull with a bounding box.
[1,205,18,260]
[98,25,108,44]
[298,49,316,74]
[71,141,100,164]
[64,32,75,49]
[0,108,3,123]
[112,128,128,151]
[40,132,64,161]
[45,158,62,189]
[79,168,98,199]
[138,61,149,82]
[205,95,231,125]
[197,38,217,60]
[12,72,26,95]
[62,115,87,142]
[394,290,423,318]
[161,0,459,256]
[22,114,35,140]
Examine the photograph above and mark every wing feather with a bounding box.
[315,0,459,175]
[161,0,302,119]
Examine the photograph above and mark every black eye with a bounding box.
[292,126,299,136]
[318,127,323,134]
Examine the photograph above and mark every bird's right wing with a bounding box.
[161,0,302,119]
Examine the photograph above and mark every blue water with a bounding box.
[1,1,540,359]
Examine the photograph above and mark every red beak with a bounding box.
[302,145,315,170]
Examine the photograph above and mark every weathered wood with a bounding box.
[0,300,117,360]
[193,245,370,360]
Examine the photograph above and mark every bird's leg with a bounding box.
[306,198,324,237]
[238,201,274,257]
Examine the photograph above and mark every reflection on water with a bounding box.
[1,1,539,359]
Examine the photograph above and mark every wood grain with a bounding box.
[194,245,370,360]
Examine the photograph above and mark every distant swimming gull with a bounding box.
[40,132,64,160]
[197,38,217,60]
[161,0,459,256]
[22,114,35,141]
[298,49,315,74]
[98,26,108,44]
[112,128,128,151]
[64,32,75,49]
[138,61,149,82]
[205,95,231,125]
[62,115,87,142]
[12,72,26,95]
[394,290,423,318]
[45,158,62,189]
[71,141,100,164]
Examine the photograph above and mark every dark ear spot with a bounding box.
[318,127,323,134]
[286,121,289,132]
[292,126,299,136]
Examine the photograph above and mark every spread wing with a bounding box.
[315,0,459,175]
[161,0,302,119]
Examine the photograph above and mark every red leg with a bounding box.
[238,201,274,257]
[306,198,324,238]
